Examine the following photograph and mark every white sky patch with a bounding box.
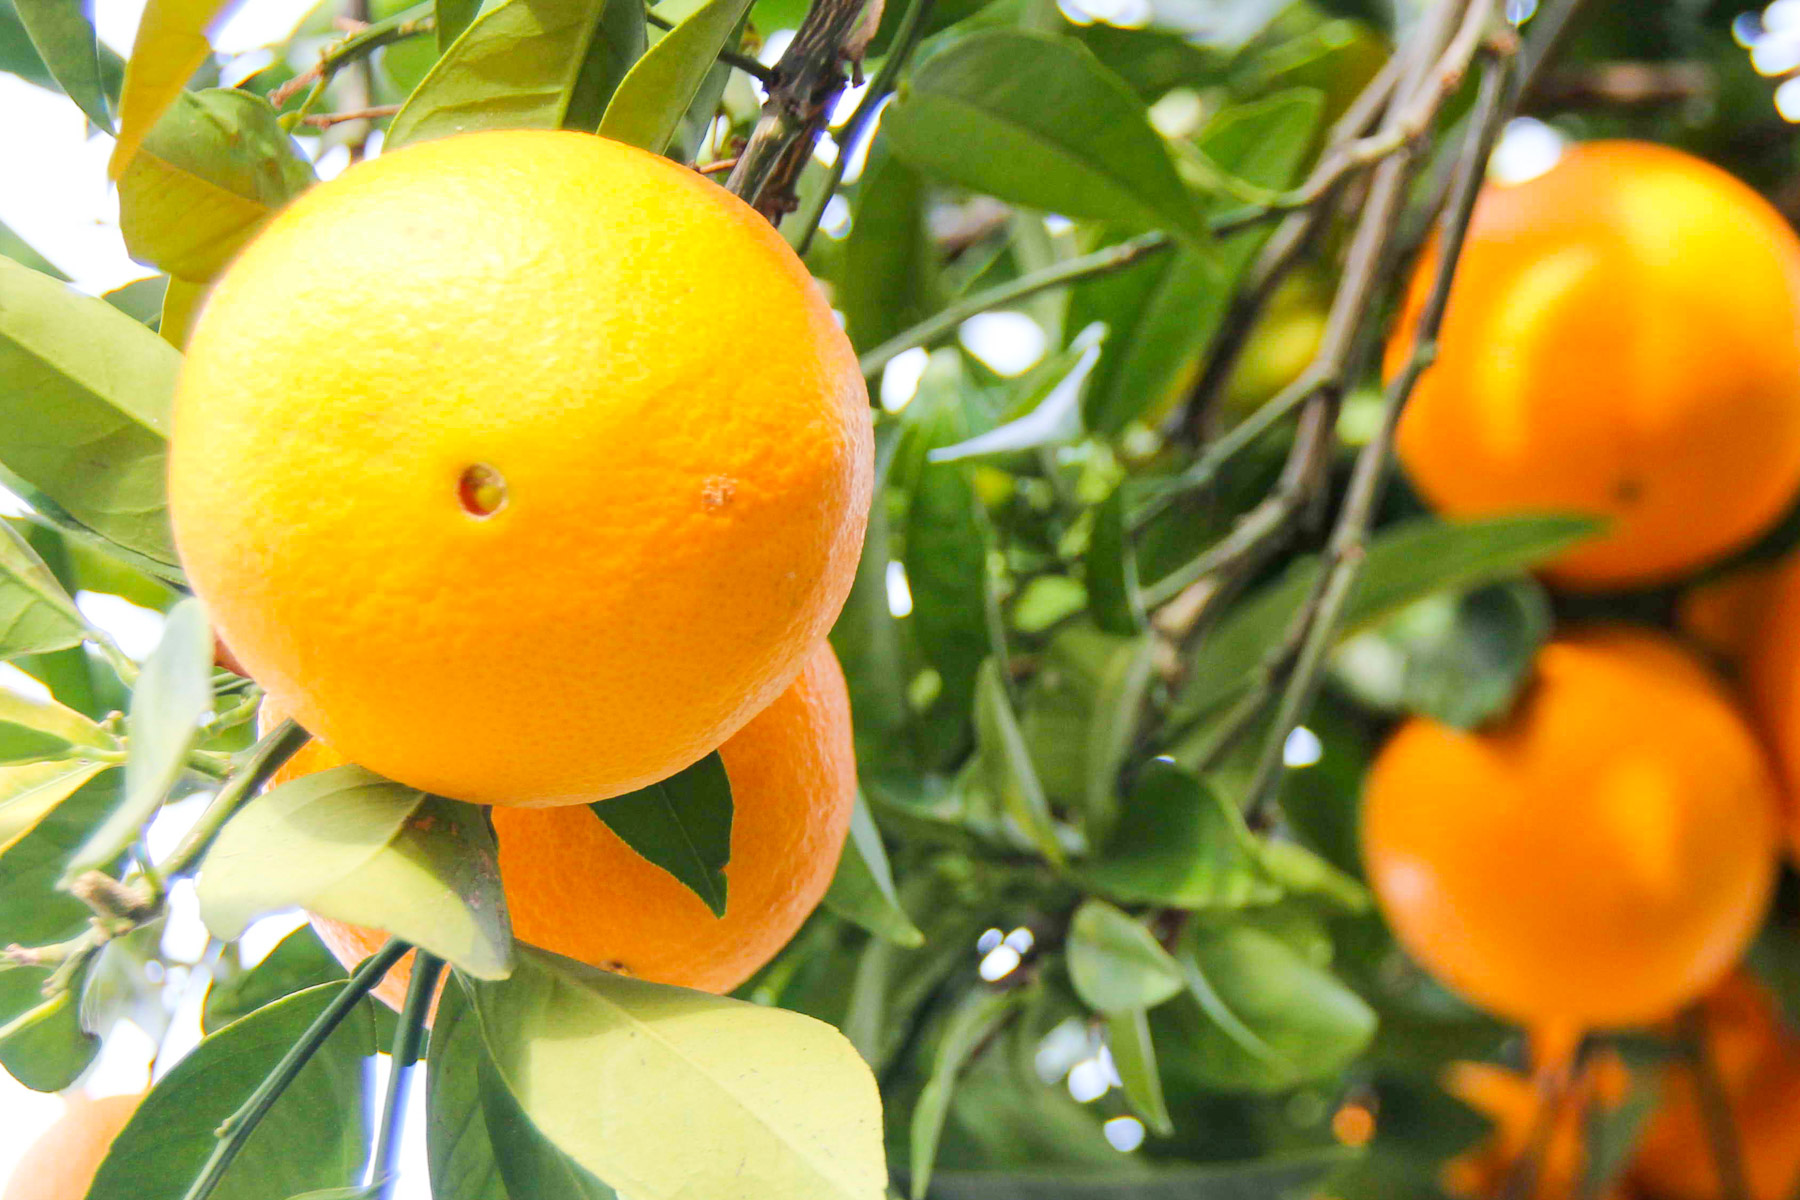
[0,663,53,703]
[1282,725,1324,769]
[884,559,914,618]
[959,310,1046,377]
[1104,1116,1146,1152]
[1487,117,1565,186]
[145,792,212,865]
[880,347,930,412]
[240,910,313,967]
[75,590,167,660]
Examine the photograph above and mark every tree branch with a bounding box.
[726,0,880,220]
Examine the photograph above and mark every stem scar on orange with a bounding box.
[170,129,873,808]
[1390,140,1800,588]
[274,640,857,1010]
[1362,626,1780,1032]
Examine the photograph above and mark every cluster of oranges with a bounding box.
[1361,140,1800,1197]
[167,131,877,1000]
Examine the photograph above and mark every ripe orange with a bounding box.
[2,1092,141,1200]
[1441,1056,1628,1200]
[1631,973,1800,1200]
[1741,559,1800,852]
[279,640,856,1009]
[1391,140,1800,588]
[1362,627,1779,1032]
[171,130,873,807]
[1679,563,1785,671]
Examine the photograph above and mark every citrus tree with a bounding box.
[6,0,1800,1197]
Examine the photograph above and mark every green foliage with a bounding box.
[588,750,733,917]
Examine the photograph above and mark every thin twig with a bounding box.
[371,952,444,1200]
[184,941,412,1200]
[1499,1052,1580,1200]
[726,0,878,219]
[303,105,402,128]
[791,0,936,255]
[272,1,435,111]
[858,232,1171,376]
[1240,23,1517,824]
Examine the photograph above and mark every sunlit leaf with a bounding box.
[107,0,239,177]
[118,87,315,282]
[198,765,513,980]
[386,0,646,147]
[0,687,115,764]
[426,981,510,1200]
[470,947,887,1199]
[0,759,110,855]
[480,1052,619,1198]
[597,0,750,152]
[0,258,181,578]
[0,767,118,945]
[65,597,210,879]
[975,658,1064,864]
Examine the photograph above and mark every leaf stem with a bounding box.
[858,232,1171,377]
[183,940,412,1200]
[164,719,312,879]
[370,952,443,1200]
[791,0,936,256]
[1681,1003,1753,1200]
[273,2,437,121]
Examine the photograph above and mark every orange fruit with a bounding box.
[2,1092,141,1200]
[1441,1056,1629,1200]
[1679,563,1786,671]
[170,130,873,807]
[1362,626,1779,1031]
[279,640,856,1009]
[1391,140,1800,588]
[1741,559,1800,851]
[1631,973,1800,1200]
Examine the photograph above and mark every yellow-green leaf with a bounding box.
[118,88,315,283]
[0,760,110,855]
[596,0,750,153]
[0,520,87,660]
[471,946,888,1200]
[107,0,236,177]
[0,688,115,765]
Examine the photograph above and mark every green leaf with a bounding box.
[469,945,888,1200]
[203,925,346,1034]
[0,766,118,945]
[1066,899,1183,1014]
[975,658,1064,864]
[903,357,993,732]
[426,981,510,1200]
[0,215,68,279]
[0,687,114,764]
[1174,514,1601,722]
[0,0,60,92]
[588,750,732,917]
[921,1151,1357,1198]
[1081,760,1275,909]
[1255,839,1368,912]
[118,88,316,283]
[597,0,750,152]
[159,275,206,349]
[436,0,478,49]
[830,495,910,769]
[0,966,97,1091]
[107,0,235,177]
[65,597,210,879]
[884,30,1206,246]
[1333,578,1552,730]
[1086,488,1146,634]
[480,1052,619,1198]
[838,146,939,353]
[0,759,110,855]
[0,257,181,576]
[386,0,647,148]
[13,0,111,130]
[87,983,376,1200]
[1177,923,1375,1091]
[1071,89,1324,435]
[1105,1008,1171,1136]
[199,767,513,979]
[911,987,1023,1200]
[928,330,1103,463]
[1019,623,1150,842]
[103,275,169,325]
[823,792,924,947]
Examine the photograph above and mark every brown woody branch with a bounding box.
[726,0,882,221]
